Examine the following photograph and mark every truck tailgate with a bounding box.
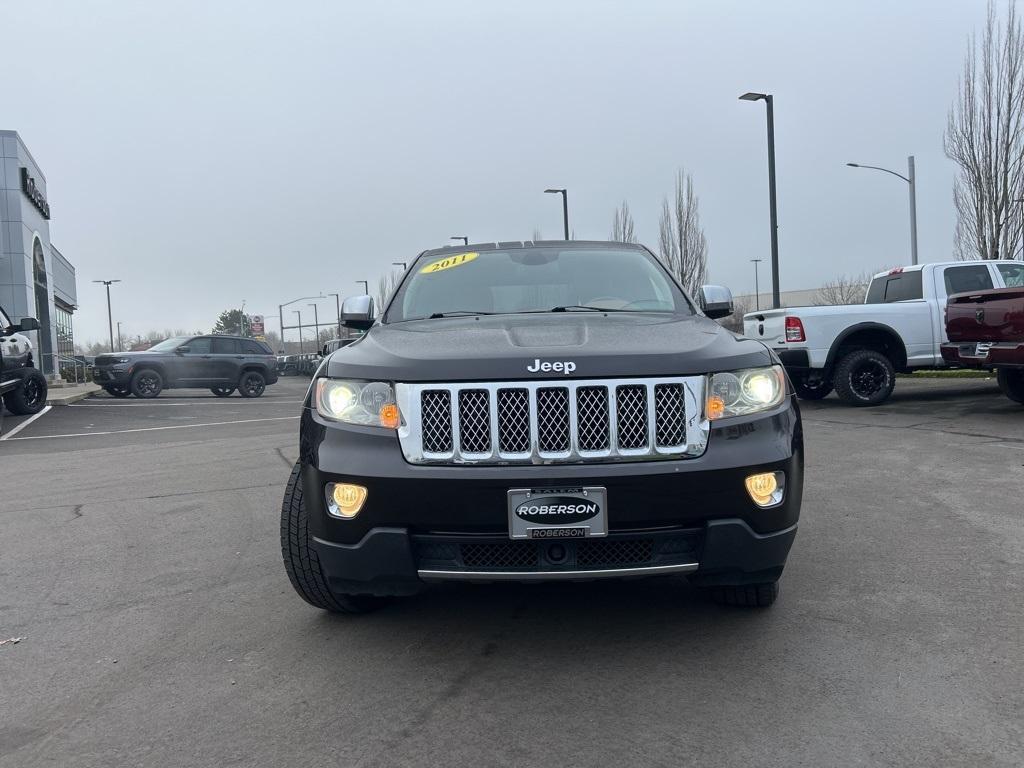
[743,309,789,345]
[946,288,1024,343]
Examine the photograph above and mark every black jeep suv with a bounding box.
[281,242,803,613]
[93,334,278,398]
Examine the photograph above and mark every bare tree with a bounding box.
[813,271,872,306]
[945,0,1024,260]
[609,201,637,243]
[657,169,708,296]
[376,269,402,310]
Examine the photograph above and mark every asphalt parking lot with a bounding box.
[1,376,1021,767]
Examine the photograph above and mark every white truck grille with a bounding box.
[396,377,708,464]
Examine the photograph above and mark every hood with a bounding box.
[95,350,164,364]
[325,313,772,382]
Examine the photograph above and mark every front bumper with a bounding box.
[300,397,803,595]
[312,520,797,596]
[93,366,132,385]
[941,341,1024,368]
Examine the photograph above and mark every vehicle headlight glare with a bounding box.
[316,379,400,428]
[708,366,786,419]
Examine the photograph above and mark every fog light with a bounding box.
[326,483,368,518]
[745,472,784,508]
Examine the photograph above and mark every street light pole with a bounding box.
[544,188,569,240]
[278,294,324,353]
[450,236,468,246]
[116,321,123,351]
[308,303,320,347]
[739,92,781,309]
[92,279,121,351]
[846,156,919,265]
[293,310,304,354]
[328,293,341,338]
[750,259,763,311]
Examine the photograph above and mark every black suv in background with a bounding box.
[93,335,278,398]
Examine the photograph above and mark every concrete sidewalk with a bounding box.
[45,382,100,405]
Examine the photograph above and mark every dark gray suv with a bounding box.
[93,334,278,398]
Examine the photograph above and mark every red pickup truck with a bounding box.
[941,287,1024,405]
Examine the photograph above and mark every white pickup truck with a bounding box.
[743,260,1024,406]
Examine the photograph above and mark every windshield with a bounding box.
[386,247,691,323]
[146,336,189,352]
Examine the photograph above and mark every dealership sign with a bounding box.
[249,314,265,338]
[20,168,51,220]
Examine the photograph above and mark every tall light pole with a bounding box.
[846,156,919,266]
[116,321,124,351]
[292,310,304,354]
[92,279,121,350]
[308,303,320,346]
[739,92,781,309]
[544,189,569,240]
[327,293,341,338]
[450,236,468,246]
[278,294,323,353]
[750,258,763,311]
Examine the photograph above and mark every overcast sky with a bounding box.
[6,0,990,344]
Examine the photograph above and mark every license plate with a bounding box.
[507,487,607,540]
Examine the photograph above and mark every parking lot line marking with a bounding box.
[0,406,52,441]
[2,415,299,441]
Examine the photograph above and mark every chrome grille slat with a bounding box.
[398,377,708,465]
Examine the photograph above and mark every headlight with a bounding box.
[707,365,786,419]
[315,379,400,428]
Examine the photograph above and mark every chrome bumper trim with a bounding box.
[417,561,699,582]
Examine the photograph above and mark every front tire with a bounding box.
[238,371,266,398]
[997,368,1024,404]
[833,349,895,406]
[792,373,833,400]
[210,387,235,397]
[130,368,163,399]
[710,581,779,608]
[280,463,382,614]
[3,369,48,415]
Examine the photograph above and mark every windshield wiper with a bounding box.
[428,310,496,319]
[549,305,629,312]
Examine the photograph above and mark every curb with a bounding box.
[46,387,100,406]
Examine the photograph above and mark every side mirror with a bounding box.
[700,285,734,319]
[176,346,189,355]
[11,317,40,332]
[342,295,374,330]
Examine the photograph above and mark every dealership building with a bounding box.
[1,130,77,377]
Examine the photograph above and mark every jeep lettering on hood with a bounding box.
[514,496,600,525]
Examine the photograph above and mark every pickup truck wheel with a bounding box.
[710,581,779,608]
[103,385,131,398]
[130,369,163,399]
[280,463,383,614]
[997,368,1024,404]
[833,349,895,406]
[238,371,266,398]
[210,387,235,397]
[2,369,48,415]
[792,374,833,400]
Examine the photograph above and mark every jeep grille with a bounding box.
[396,377,708,464]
